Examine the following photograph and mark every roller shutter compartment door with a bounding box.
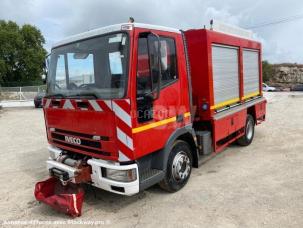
[243,49,260,97]
[212,45,240,108]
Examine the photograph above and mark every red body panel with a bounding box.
[254,100,267,123]
[43,31,136,161]
[213,110,246,142]
[130,27,191,158]
[212,109,247,151]
[43,99,125,160]
[184,29,262,121]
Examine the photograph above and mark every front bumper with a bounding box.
[47,145,139,196]
[88,159,139,196]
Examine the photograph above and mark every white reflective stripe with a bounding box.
[45,99,51,108]
[104,100,112,110]
[88,100,103,111]
[72,194,79,215]
[63,99,74,109]
[116,127,133,150]
[112,101,132,127]
[118,150,130,162]
[125,99,130,104]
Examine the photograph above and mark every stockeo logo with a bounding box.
[64,136,81,145]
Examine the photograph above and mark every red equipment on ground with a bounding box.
[34,177,84,217]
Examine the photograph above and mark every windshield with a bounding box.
[47,32,129,99]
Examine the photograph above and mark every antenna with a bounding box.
[128,17,134,23]
[210,19,214,30]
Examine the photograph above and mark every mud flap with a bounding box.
[34,177,84,217]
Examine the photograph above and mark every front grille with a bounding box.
[53,140,110,156]
[55,128,94,139]
[51,132,101,149]
[55,128,109,141]
[50,128,111,157]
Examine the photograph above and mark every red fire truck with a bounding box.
[42,22,266,196]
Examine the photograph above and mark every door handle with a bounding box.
[176,114,184,123]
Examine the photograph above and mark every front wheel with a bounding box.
[237,114,255,146]
[159,140,193,192]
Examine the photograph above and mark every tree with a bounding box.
[262,60,273,82]
[0,20,47,86]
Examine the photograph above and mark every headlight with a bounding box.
[102,168,137,182]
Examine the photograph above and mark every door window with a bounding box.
[137,37,152,96]
[137,35,178,96]
[159,37,177,86]
[136,34,178,123]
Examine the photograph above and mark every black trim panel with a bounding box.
[53,140,110,156]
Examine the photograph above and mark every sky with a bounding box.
[1,0,303,63]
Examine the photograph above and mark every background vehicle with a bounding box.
[262,83,276,92]
[290,84,303,91]
[34,91,45,108]
[40,22,266,197]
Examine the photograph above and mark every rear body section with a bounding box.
[184,29,266,152]
[184,29,262,120]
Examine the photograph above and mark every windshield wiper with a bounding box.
[67,92,99,99]
[44,93,65,98]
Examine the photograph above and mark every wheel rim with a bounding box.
[246,119,254,140]
[171,151,191,182]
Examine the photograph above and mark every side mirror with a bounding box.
[43,54,50,84]
[42,73,47,84]
[147,33,161,100]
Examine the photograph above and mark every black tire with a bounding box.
[159,140,193,192]
[237,114,255,146]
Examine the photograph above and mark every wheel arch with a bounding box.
[175,132,199,168]
[159,125,199,170]
[247,106,256,124]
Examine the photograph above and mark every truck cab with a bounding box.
[44,23,192,195]
[43,22,266,195]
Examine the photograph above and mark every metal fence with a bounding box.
[0,85,46,101]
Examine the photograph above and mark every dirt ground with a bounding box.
[0,92,302,228]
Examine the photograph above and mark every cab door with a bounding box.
[132,28,190,158]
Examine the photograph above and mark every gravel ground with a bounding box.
[0,92,302,228]
[0,100,34,108]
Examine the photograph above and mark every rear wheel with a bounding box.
[237,114,255,146]
[159,140,193,192]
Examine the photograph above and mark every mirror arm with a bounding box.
[148,32,162,100]
[155,34,162,100]
[43,53,51,84]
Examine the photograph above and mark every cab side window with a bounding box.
[159,37,178,86]
[136,35,178,97]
